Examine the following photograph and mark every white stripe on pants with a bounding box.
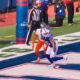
[46,41,58,58]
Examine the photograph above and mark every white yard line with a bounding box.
[3,35,15,38]
[0,32,80,61]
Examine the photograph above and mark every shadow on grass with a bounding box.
[0,40,16,45]
[0,40,15,48]
[0,40,11,44]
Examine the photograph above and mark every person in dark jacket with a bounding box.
[40,0,51,24]
[54,0,65,26]
[64,0,74,25]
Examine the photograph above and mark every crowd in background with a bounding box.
[27,0,77,29]
[28,0,80,27]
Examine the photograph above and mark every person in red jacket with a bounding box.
[64,0,74,25]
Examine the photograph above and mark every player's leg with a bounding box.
[35,40,44,63]
[45,46,53,63]
[26,27,33,45]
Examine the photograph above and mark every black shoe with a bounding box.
[26,43,30,46]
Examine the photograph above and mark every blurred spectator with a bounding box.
[49,0,65,27]
[54,0,65,26]
[76,0,80,12]
[64,0,74,25]
[40,0,52,24]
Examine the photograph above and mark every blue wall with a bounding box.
[0,0,16,11]
[0,0,33,11]
[0,0,9,10]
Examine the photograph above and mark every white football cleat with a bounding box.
[63,55,68,61]
[48,63,60,69]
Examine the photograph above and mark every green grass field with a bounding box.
[0,13,80,48]
[50,13,80,36]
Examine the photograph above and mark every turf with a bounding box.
[0,25,16,48]
[50,13,80,36]
[0,13,80,48]
[0,25,16,40]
